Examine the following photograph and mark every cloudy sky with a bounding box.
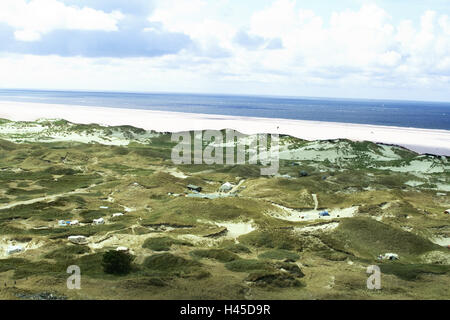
[0,0,449,101]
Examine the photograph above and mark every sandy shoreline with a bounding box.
[0,100,449,156]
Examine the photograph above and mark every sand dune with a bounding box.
[0,100,449,156]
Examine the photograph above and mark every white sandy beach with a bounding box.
[0,100,449,156]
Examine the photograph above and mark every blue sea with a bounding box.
[0,89,449,130]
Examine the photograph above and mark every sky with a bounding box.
[0,0,449,102]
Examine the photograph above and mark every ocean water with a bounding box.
[0,89,449,130]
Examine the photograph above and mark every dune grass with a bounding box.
[258,249,300,261]
[319,217,440,260]
[142,237,192,252]
[380,263,450,281]
[190,249,239,262]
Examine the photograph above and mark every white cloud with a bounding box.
[236,1,449,92]
[0,0,123,41]
[14,30,42,42]
[0,0,449,100]
[439,14,450,35]
[149,0,237,56]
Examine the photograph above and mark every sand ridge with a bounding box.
[0,100,449,156]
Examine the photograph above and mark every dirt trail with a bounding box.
[0,183,98,211]
[312,194,318,210]
[230,179,246,193]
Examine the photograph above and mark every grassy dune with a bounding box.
[0,119,448,300]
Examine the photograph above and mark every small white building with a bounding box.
[116,246,129,252]
[68,236,88,244]
[219,182,233,193]
[93,218,105,225]
[58,220,68,226]
[7,245,24,255]
[379,253,399,260]
[70,220,80,226]
[112,213,124,218]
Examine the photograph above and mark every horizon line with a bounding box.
[1,87,450,105]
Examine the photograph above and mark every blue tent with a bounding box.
[319,211,330,217]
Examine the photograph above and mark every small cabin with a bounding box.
[68,236,88,244]
[112,213,124,218]
[319,211,330,217]
[7,245,23,255]
[378,253,399,261]
[93,218,105,225]
[219,182,233,193]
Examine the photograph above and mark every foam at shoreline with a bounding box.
[0,100,449,156]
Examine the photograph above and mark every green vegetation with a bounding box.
[380,263,450,281]
[246,271,303,288]
[142,237,192,251]
[44,244,91,260]
[258,249,300,261]
[239,230,302,250]
[190,249,239,262]
[144,253,187,270]
[102,250,134,275]
[0,119,448,299]
[0,257,75,280]
[225,259,268,272]
[222,243,252,254]
[319,217,440,260]
[142,253,208,279]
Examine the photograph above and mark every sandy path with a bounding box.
[0,101,449,156]
[312,194,318,210]
[230,179,246,193]
[0,183,97,211]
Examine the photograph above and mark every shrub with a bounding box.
[380,263,450,281]
[225,259,268,272]
[246,271,302,288]
[45,245,91,260]
[102,250,134,275]
[224,243,252,254]
[299,170,309,177]
[143,253,200,272]
[45,167,80,175]
[258,249,299,261]
[319,217,439,259]
[190,249,239,262]
[142,237,191,251]
[239,230,296,250]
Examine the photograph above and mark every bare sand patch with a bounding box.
[431,237,450,247]
[0,237,45,259]
[214,221,256,239]
[268,203,358,222]
[294,222,339,234]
